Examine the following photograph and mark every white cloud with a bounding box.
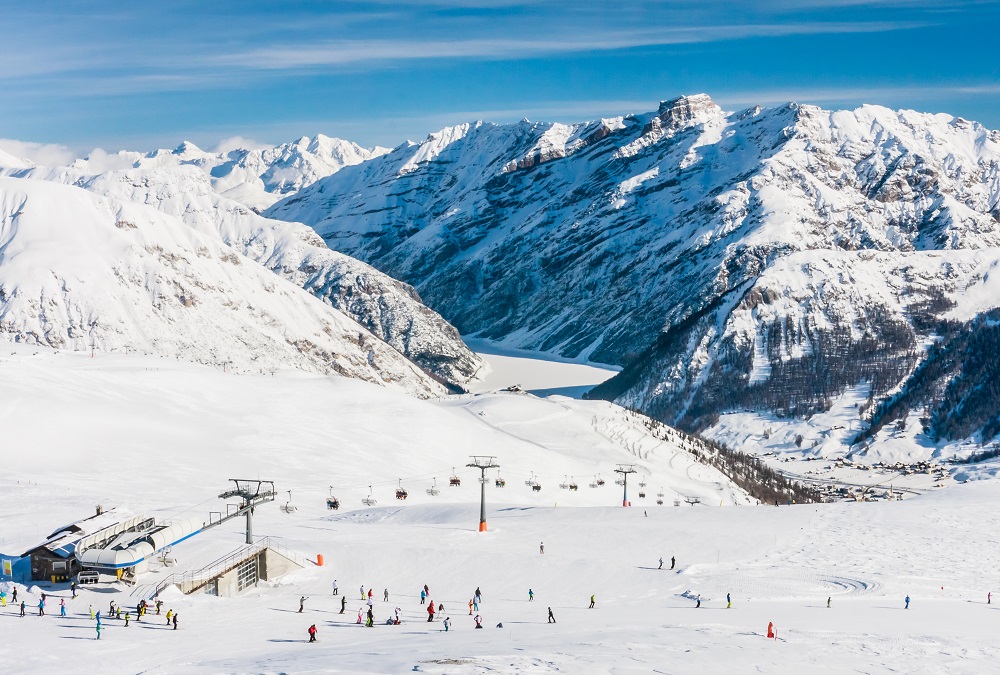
[213,135,270,154]
[0,138,77,166]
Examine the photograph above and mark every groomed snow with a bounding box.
[1,347,999,673]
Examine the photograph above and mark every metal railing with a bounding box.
[150,537,310,598]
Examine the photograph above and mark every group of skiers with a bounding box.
[0,582,179,639]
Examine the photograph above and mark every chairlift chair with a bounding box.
[657,488,665,498]
[569,477,578,491]
[281,490,298,513]
[589,475,599,488]
[395,478,408,500]
[638,491,646,499]
[559,475,569,490]
[449,467,461,487]
[656,498,664,505]
[525,471,538,488]
[596,474,605,487]
[532,482,542,492]
[615,478,625,486]
[326,486,340,510]
[427,477,441,496]
[362,485,377,506]
[495,472,506,488]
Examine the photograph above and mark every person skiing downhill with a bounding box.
[308,624,317,643]
[20,600,26,616]
[827,597,831,608]
[443,616,451,631]
[589,595,596,609]
[60,599,66,617]
[905,595,910,609]
[767,621,775,638]
[658,557,663,569]
[366,607,374,628]
[340,596,347,614]
[427,601,436,622]
[547,607,556,623]
[670,556,676,570]
[696,595,701,608]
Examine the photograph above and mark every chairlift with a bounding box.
[656,499,664,506]
[427,477,441,497]
[281,490,298,513]
[495,472,506,488]
[596,474,606,487]
[657,488,665,498]
[559,475,569,490]
[639,480,647,489]
[326,486,340,510]
[638,491,646,499]
[525,471,538,488]
[395,478,408,500]
[589,475,599,488]
[449,467,461,487]
[362,485,377,507]
[569,477,578,491]
[614,478,624,486]
[532,482,542,492]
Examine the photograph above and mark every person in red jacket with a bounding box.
[308,624,317,643]
[427,601,436,622]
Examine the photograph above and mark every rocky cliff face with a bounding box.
[267,95,1000,439]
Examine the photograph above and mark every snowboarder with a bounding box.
[299,596,306,613]
[340,596,347,614]
[727,592,732,609]
[166,609,173,624]
[443,616,451,631]
[474,614,483,628]
[589,595,596,609]
[60,599,66,617]
[427,601,436,622]
[827,597,831,608]
[547,607,556,623]
[529,589,534,602]
[384,588,389,602]
[905,595,910,609]
[540,542,544,554]
[421,589,427,605]
[172,613,178,630]
[308,624,317,643]
[767,621,775,639]
[366,607,374,628]
[671,556,676,570]
[332,579,338,595]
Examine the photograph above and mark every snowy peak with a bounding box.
[653,93,722,130]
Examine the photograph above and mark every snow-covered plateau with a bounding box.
[0,346,998,674]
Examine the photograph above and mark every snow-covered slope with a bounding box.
[0,177,444,396]
[0,161,481,386]
[67,135,388,211]
[266,94,1000,446]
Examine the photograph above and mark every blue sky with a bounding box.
[1,0,998,156]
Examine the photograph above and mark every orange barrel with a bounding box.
[316,554,324,567]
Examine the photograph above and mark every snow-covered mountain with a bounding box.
[0,157,481,388]
[70,135,388,211]
[0,176,445,397]
[266,95,1000,445]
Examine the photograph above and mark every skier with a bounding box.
[340,596,347,614]
[473,597,479,612]
[658,557,663,570]
[166,609,173,625]
[299,596,306,613]
[12,587,18,602]
[89,604,95,619]
[473,614,483,629]
[172,613,178,630]
[60,599,66,617]
[727,592,732,609]
[421,588,427,605]
[438,602,444,613]
[360,585,365,600]
[308,624,317,643]
[38,598,45,616]
[589,594,595,609]
[366,607,374,628]
[989,592,992,605]
[696,594,701,609]
[394,607,401,624]
[443,616,451,631]
[540,542,544,554]
[332,579,338,596]
[475,587,482,604]
[70,582,75,599]
[0,589,5,606]
[20,600,26,616]
[827,597,831,608]
[155,600,163,615]
[125,612,130,627]
[368,588,373,601]
[384,588,389,602]
[115,607,121,620]
[905,595,910,609]
[529,589,534,602]
[96,622,102,640]
[767,621,775,639]
[427,601,436,622]
[109,600,116,615]
[468,599,474,615]
[357,608,363,624]
[671,556,676,570]
[547,607,556,624]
